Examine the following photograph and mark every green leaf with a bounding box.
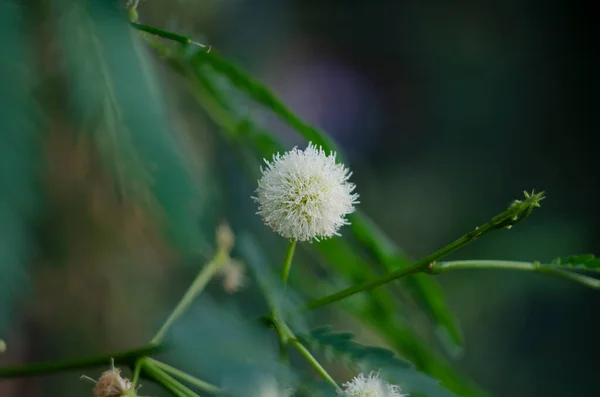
[51,0,204,255]
[350,213,464,355]
[191,50,341,158]
[0,1,42,334]
[298,240,486,397]
[303,326,458,397]
[549,254,600,272]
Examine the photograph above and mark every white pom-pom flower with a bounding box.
[254,143,359,242]
[339,372,407,397]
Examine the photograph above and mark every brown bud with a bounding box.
[216,222,235,254]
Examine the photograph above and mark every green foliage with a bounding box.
[50,0,204,255]
[1,7,598,397]
[549,254,600,272]
[303,326,459,397]
[350,212,464,355]
[0,0,41,334]
[170,42,488,396]
[192,51,340,158]
[188,43,466,355]
[237,232,308,334]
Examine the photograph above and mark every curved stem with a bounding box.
[289,339,341,391]
[280,239,297,286]
[152,252,227,344]
[0,344,160,379]
[148,358,221,394]
[305,192,544,310]
[432,260,600,289]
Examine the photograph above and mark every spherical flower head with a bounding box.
[339,372,407,397]
[254,143,359,242]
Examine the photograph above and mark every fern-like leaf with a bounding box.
[303,327,459,397]
[549,254,600,272]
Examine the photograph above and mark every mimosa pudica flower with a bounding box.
[339,372,407,397]
[254,143,358,242]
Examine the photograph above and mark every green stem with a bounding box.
[130,23,188,45]
[131,359,143,386]
[148,358,221,394]
[305,192,544,310]
[130,22,209,50]
[281,239,297,286]
[0,344,159,379]
[143,360,199,397]
[152,252,227,344]
[271,239,298,363]
[431,260,600,289]
[289,339,341,391]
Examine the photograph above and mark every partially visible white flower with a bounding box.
[254,143,359,242]
[339,372,407,397]
[251,376,294,397]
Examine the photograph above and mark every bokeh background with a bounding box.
[1,1,599,396]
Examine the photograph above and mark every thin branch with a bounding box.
[0,344,160,379]
[305,192,545,310]
[431,260,600,290]
[152,252,227,344]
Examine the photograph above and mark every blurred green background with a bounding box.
[1,1,598,396]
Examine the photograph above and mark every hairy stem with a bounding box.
[431,260,600,289]
[0,344,159,379]
[305,192,544,310]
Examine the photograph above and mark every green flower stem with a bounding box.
[281,239,297,286]
[305,192,545,310]
[0,344,159,379]
[289,339,341,391]
[270,239,299,363]
[430,260,600,289]
[147,358,221,394]
[143,359,200,397]
[152,251,227,344]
